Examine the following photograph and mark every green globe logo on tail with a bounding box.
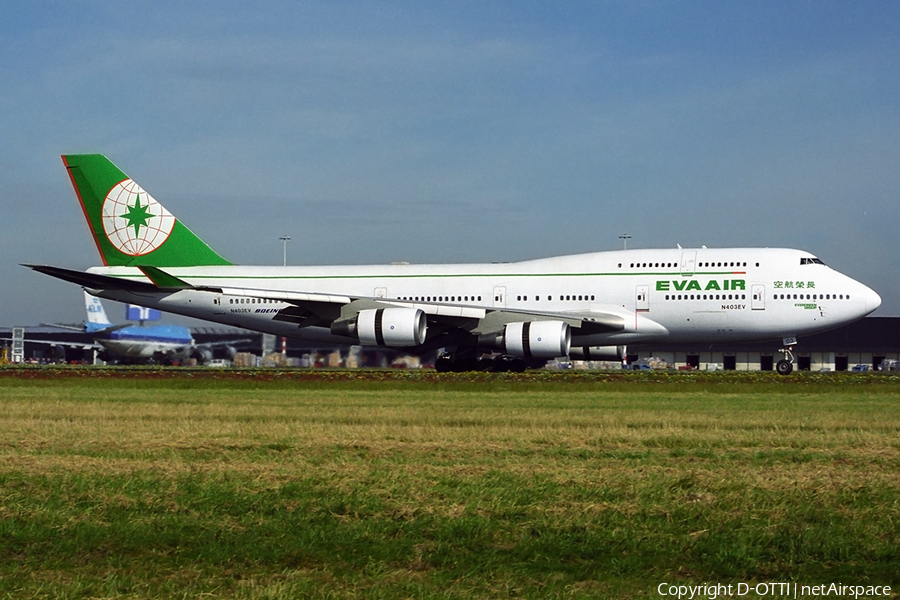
[102,180,176,256]
[63,154,230,267]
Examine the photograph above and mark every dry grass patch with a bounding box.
[1,377,899,598]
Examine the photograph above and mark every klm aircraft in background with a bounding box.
[35,292,251,364]
[28,154,881,374]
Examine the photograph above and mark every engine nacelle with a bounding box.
[190,348,214,364]
[568,345,626,361]
[357,308,427,347]
[504,321,570,359]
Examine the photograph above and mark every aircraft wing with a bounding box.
[38,322,87,332]
[24,264,168,292]
[27,264,631,351]
[39,322,132,334]
[0,337,101,350]
[219,286,627,357]
[216,284,625,333]
[191,338,255,351]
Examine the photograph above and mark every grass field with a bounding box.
[1,369,899,599]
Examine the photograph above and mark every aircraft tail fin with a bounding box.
[84,291,113,333]
[61,154,231,267]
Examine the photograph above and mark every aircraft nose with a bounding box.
[863,285,882,315]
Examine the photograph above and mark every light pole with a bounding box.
[618,233,631,250]
[279,235,291,266]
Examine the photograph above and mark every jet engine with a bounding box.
[356,308,428,347]
[568,345,626,361]
[190,348,214,364]
[503,321,570,359]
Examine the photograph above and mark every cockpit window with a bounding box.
[800,257,825,266]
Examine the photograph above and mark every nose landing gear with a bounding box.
[776,349,794,375]
[776,336,797,375]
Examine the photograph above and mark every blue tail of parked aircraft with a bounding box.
[84,292,113,333]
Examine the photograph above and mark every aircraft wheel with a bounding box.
[464,359,483,372]
[481,358,502,372]
[776,359,793,376]
[434,356,452,373]
[447,357,479,372]
[508,358,527,373]
[485,356,527,372]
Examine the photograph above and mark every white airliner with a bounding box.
[21,292,251,365]
[28,154,881,374]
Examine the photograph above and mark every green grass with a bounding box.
[0,370,899,598]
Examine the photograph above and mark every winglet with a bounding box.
[136,266,193,289]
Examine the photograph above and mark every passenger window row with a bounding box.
[516,295,596,302]
[774,293,847,300]
[623,262,677,268]
[228,298,277,304]
[665,294,746,301]
[619,261,758,269]
[398,295,483,303]
[396,294,599,304]
[698,262,751,268]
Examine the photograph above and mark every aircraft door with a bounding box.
[635,285,650,312]
[751,284,765,310]
[680,251,697,275]
[493,286,507,308]
[374,287,387,299]
[212,294,226,315]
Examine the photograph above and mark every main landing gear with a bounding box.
[434,353,528,373]
[776,336,798,375]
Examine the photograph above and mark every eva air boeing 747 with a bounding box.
[28,154,881,374]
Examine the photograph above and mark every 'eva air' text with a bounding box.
[656,279,745,292]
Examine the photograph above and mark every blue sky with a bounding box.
[1,1,898,326]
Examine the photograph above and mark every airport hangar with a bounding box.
[3,317,899,371]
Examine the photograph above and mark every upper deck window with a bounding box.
[800,257,826,266]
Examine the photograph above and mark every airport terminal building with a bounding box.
[622,316,900,371]
[3,317,899,371]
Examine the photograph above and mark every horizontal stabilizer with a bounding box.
[137,266,193,289]
[23,264,159,292]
